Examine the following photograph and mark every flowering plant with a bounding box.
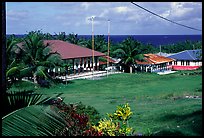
[92,103,133,136]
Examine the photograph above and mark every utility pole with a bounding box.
[91,16,95,79]
[107,19,110,77]
[160,45,161,56]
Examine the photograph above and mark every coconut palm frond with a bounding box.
[2,105,66,136]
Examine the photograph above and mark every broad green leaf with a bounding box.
[2,105,66,136]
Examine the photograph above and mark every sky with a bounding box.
[6,2,202,35]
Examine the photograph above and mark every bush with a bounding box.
[52,102,134,136]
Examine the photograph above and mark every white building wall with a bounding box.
[189,61,195,66]
[174,60,202,66]
[198,61,202,66]
[177,61,181,66]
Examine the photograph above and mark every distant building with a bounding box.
[17,40,106,75]
[167,49,202,70]
[44,40,106,74]
[135,54,175,72]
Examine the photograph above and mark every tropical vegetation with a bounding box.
[3,30,202,136]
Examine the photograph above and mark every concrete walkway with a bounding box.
[56,71,122,81]
[157,70,177,75]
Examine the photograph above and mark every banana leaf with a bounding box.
[2,105,67,136]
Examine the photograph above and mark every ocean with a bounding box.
[7,34,202,48]
[79,35,202,48]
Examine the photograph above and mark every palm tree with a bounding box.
[6,35,26,88]
[43,32,54,40]
[94,35,107,53]
[78,35,107,53]
[67,33,79,44]
[17,31,63,84]
[54,32,67,41]
[113,37,144,73]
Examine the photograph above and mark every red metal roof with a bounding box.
[136,54,174,65]
[44,40,105,59]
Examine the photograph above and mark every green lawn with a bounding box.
[9,70,202,136]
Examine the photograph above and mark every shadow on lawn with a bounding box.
[152,109,202,136]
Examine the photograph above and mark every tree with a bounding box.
[54,32,67,41]
[78,35,107,53]
[6,35,26,88]
[43,32,54,40]
[17,31,63,85]
[140,43,156,54]
[113,37,144,73]
[67,33,79,44]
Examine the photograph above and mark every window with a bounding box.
[174,61,177,65]
[169,62,172,65]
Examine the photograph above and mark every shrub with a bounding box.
[92,103,134,136]
[52,100,101,136]
[53,101,134,136]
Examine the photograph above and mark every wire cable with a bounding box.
[131,2,202,32]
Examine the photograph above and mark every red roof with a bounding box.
[44,40,105,59]
[136,54,174,65]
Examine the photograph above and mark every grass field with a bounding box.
[9,70,202,136]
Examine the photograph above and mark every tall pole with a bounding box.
[107,19,110,76]
[160,45,161,56]
[91,16,95,78]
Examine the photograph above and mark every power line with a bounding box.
[130,2,202,32]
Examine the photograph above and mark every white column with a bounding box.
[86,57,88,68]
[93,58,96,67]
[90,57,92,68]
[97,57,99,66]
[74,64,77,70]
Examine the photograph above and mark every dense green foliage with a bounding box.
[159,40,202,53]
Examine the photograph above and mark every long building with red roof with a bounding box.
[17,40,106,75]
[44,40,105,59]
[43,40,106,74]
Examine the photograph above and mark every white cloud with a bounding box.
[113,6,132,13]
[159,10,171,18]
[81,2,91,10]
[7,10,29,21]
[99,9,109,18]
[169,2,197,21]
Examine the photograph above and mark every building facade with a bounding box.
[135,54,175,72]
[167,49,202,70]
[44,40,106,75]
